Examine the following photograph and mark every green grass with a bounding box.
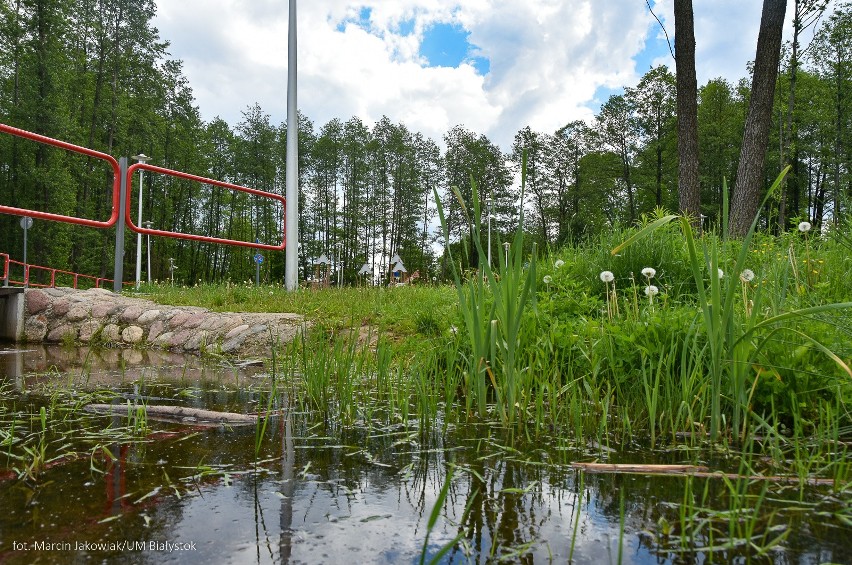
[136,182,852,462]
[140,282,457,348]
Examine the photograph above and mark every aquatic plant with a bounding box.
[434,152,537,425]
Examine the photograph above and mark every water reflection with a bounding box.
[0,346,849,564]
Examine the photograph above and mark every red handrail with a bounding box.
[1,122,287,272]
[0,253,130,289]
[0,123,121,228]
[125,163,287,251]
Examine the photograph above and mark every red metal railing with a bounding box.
[125,163,287,251]
[0,123,121,228]
[1,122,287,278]
[1,253,130,289]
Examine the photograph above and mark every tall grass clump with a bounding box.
[612,167,852,440]
[434,153,537,426]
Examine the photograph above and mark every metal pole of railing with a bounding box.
[143,220,153,284]
[113,157,128,293]
[21,217,29,288]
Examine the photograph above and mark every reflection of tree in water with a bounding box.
[17,377,838,565]
[455,460,543,563]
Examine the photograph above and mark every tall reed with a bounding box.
[434,152,537,425]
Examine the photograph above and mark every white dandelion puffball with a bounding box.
[641,267,656,279]
[645,285,659,297]
[717,268,724,279]
[600,271,614,283]
[740,269,755,283]
[798,221,812,233]
[555,259,565,269]
[543,275,553,284]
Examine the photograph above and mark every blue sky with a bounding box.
[154,1,826,150]
[419,22,490,75]
[336,8,490,75]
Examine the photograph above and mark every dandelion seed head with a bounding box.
[645,285,659,297]
[600,271,614,283]
[641,267,656,279]
[543,275,553,284]
[739,269,755,283]
[717,268,725,279]
[798,221,812,233]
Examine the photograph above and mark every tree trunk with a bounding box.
[729,0,788,238]
[674,0,701,226]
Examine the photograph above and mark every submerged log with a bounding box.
[84,403,259,426]
[570,462,839,485]
[572,463,708,474]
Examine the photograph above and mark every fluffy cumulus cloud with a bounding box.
[153,0,820,150]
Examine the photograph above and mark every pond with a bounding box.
[0,344,850,564]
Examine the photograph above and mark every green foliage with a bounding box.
[4,4,852,282]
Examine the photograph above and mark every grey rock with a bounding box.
[137,309,161,324]
[147,320,165,342]
[52,298,71,317]
[91,302,118,318]
[183,313,207,329]
[78,320,102,342]
[47,324,77,342]
[66,305,90,322]
[24,315,48,342]
[121,326,145,344]
[101,324,121,343]
[221,334,247,353]
[119,306,144,323]
[183,330,209,351]
[25,290,51,314]
[224,324,250,340]
[169,311,192,328]
[154,331,174,348]
[168,329,196,348]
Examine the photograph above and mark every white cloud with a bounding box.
[154,0,829,150]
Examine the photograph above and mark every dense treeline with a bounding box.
[0,0,850,285]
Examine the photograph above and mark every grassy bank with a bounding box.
[139,211,851,450]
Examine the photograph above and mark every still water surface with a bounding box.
[0,345,849,564]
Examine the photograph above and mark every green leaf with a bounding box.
[610,215,678,256]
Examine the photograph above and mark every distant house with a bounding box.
[358,262,372,285]
[389,260,407,285]
[312,254,331,289]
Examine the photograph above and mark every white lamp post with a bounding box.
[132,153,150,289]
[284,0,299,291]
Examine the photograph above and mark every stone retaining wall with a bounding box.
[23,287,305,357]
